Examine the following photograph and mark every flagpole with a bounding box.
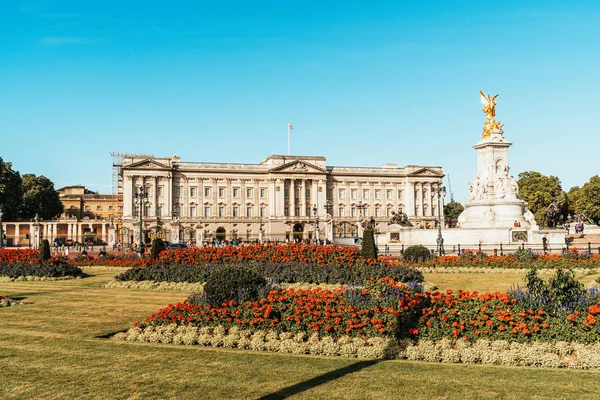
[287,122,290,155]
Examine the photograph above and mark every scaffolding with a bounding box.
[110,152,154,195]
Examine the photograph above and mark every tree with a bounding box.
[517,171,567,227]
[0,157,23,221]
[569,176,600,224]
[20,174,64,220]
[361,229,377,260]
[39,239,51,261]
[444,201,464,227]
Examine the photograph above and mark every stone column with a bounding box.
[212,178,218,218]
[290,179,296,217]
[226,178,232,217]
[78,223,83,243]
[277,179,284,217]
[240,179,246,217]
[311,180,318,212]
[101,223,107,242]
[166,174,173,218]
[15,224,20,245]
[300,180,306,217]
[406,180,414,217]
[269,179,276,217]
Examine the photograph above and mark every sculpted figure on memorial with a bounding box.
[480,91,504,138]
[468,176,486,201]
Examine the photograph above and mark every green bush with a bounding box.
[361,229,377,260]
[402,245,432,262]
[517,267,585,313]
[150,238,164,260]
[203,264,268,306]
[39,239,51,261]
[0,262,83,278]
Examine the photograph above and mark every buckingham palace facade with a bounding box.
[121,155,444,245]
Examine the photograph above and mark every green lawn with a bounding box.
[1,267,600,399]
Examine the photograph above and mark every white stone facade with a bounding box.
[120,155,444,245]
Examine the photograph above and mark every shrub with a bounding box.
[361,229,377,260]
[115,261,424,285]
[203,264,268,306]
[39,239,51,261]
[150,238,164,260]
[0,262,83,278]
[402,245,432,262]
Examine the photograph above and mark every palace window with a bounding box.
[233,188,239,198]
[351,207,357,217]
[96,205,102,211]
[218,188,225,198]
[233,207,239,217]
[398,190,404,200]
[305,188,310,198]
[260,188,266,198]
[204,187,211,197]
[204,207,211,217]
[247,188,253,198]
[339,207,344,217]
[218,207,225,217]
[375,190,381,200]
[338,189,345,199]
[246,207,253,217]
[157,205,162,217]
[174,187,181,197]
[85,205,91,211]
[157,186,163,197]
[284,188,289,198]
[363,189,369,200]
[144,206,150,217]
[190,206,196,217]
[284,207,289,217]
[351,189,357,200]
[387,190,392,200]
[387,207,393,217]
[375,207,381,217]
[190,187,196,197]
[108,205,114,211]
[260,207,267,217]
[306,206,311,216]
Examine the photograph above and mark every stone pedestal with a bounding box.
[458,132,536,230]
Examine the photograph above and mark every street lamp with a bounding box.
[312,204,319,244]
[435,185,447,256]
[134,186,149,257]
[0,206,4,248]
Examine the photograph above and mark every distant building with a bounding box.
[121,154,444,245]
[57,185,122,221]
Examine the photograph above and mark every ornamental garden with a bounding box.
[2,239,600,370]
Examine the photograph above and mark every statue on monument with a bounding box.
[480,91,504,138]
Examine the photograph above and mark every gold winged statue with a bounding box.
[480,90,503,138]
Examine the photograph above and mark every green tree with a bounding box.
[361,229,377,260]
[569,176,600,224]
[39,239,51,261]
[443,201,464,227]
[517,171,567,226]
[0,157,23,221]
[20,174,64,220]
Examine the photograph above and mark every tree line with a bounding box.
[0,157,64,221]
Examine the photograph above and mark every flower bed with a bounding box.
[115,261,424,285]
[0,295,21,308]
[122,276,600,368]
[0,261,84,279]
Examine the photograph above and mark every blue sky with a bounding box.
[1,0,599,203]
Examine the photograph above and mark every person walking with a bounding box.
[542,235,548,254]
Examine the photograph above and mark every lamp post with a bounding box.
[0,206,4,248]
[312,204,319,244]
[435,185,447,256]
[34,213,41,249]
[134,186,149,257]
[324,200,333,243]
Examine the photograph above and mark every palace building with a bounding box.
[120,155,444,245]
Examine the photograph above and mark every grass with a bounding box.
[0,267,599,399]
[424,270,600,293]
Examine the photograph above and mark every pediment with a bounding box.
[407,167,444,178]
[269,160,328,174]
[126,159,171,170]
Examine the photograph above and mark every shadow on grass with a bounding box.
[96,328,128,339]
[258,359,381,400]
